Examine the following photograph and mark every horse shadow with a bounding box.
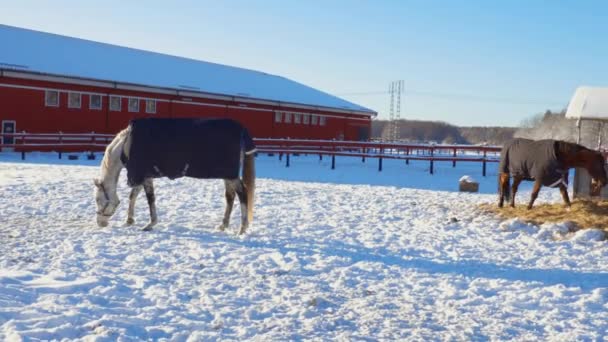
[155,227,608,291]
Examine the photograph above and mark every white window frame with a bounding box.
[89,94,102,110]
[110,96,122,111]
[274,111,282,123]
[145,99,156,114]
[45,90,59,107]
[68,92,82,109]
[319,116,327,126]
[128,98,140,112]
[1,120,16,147]
[303,114,310,125]
[311,115,318,125]
[284,112,292,123]
[294,113,302,124]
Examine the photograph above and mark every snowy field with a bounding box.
[1,152,607,341]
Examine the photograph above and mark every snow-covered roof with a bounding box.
[565,86,608,121]
[0,24,375,116]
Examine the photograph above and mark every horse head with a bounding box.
[586,150,607,196]
[94,178,121,227]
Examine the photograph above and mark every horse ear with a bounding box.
[93,179,102,188]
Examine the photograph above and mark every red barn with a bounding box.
[0,25,376,146]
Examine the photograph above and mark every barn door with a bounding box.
[1,120,16,151]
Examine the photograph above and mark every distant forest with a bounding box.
[370,119,517,145]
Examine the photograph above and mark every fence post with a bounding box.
[405,147,410,165]
[331,154,336,170]
[286,153,290,168]
[21,130,26,160]
[430,147,434,174]
[58,131,63,159]
[482,150,487,177]
[319,153,322,161]
[378,157,383,172]
[452,148,456,167]
[362,147,366,163]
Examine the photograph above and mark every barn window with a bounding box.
[145,100,156,114]
[319,116,327,126]
[89,94,102,110]
[274,111,282,123]
[45,90,59,107]
[109,96,121,111]
[68,92,81,108]
[294,113,302,124]
[311,115,318,125]
[284,112,292,123]
[303,114,310,124]
[128,98,140,112]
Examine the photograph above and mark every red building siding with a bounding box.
[0,74,372,141]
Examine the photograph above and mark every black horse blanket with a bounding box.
[499,138,568,187]
[122,118,256,186]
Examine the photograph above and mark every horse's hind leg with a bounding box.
[142,178,157,231]
[218,179,237,231]
[527,179,542,210]
[234,179,249,235]
[498,173,510,208]
[510,176,523,208]
[559,184,571,209]
[126,185,143,225]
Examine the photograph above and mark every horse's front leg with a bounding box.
[142,178,157,231]
[218,179,236,231]
[559,184,571,209]
[234,179,249,235]
[527,179,542,210]
[510,176,523,208]
[126,185,143,226]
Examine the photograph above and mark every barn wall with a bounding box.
[0,75,373,140]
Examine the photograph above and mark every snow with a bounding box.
[459,175,477,183]
[565,86,608,121]
[1,152,608,340]
[0,25,375,115]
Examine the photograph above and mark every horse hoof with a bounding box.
[126,218,135,226]
[238,226,247,235]
[217,224,227,231]
[142,223,155,231]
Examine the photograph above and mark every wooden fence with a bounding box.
[0,132,502,175]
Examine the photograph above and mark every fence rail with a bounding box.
[0,132,502,175]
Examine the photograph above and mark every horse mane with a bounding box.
[101,127,130,173]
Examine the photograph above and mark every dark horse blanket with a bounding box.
[499,138,568,187]
[122,118,256,186]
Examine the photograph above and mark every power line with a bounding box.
[335,89,565,106]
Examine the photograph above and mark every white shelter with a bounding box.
[565,86,608,198]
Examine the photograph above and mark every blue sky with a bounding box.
[2,0,607,126]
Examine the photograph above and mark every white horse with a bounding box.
[93,122,256,234]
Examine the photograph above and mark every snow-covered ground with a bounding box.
[1,152,607,341]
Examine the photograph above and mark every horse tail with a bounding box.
[241,128,256,224]
[243,151,256,224]
[498,141,512,202]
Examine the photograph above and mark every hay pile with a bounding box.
[480,200,608,231]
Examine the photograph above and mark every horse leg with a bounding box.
[559,184,571,209]
[218,179,236,231]
[126,185,143,225]
[498,173,510,208]
[142,178,157,231]
[527,179,542,210]
[510,176,523,208]
[234,179,249,235]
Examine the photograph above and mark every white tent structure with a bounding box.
[565,86,608,198]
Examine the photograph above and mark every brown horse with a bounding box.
[498,138,607,209]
